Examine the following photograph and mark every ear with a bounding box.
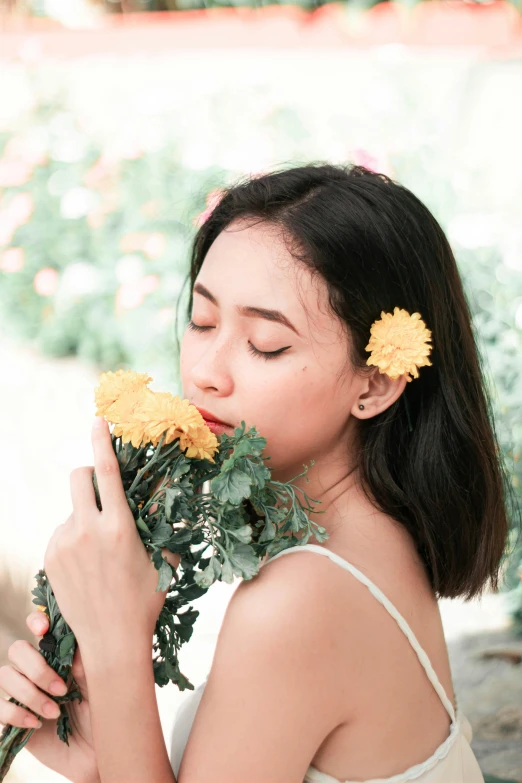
[351,369,408,420]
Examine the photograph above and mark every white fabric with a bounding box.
[169,543,484,783]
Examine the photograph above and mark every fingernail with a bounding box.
[49,680,67,696]
[43,701,60,718]
[34,620,47,634]
[25,716,42,729]
[93,416,104,428]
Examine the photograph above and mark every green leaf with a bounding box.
[221,434,266,470]
[164,657,178,680]
[153,660,168,686]
[193,562,215,589]
[178,582,209,600]
[150,519,174,544]
[228,543,259,579]
[169,459,191,480]
[211,468,252,504]
[258,518,276,543]
[57,632,75,663]
[227,524,253,544]
[221,558,234,584]
[165,527,193,550]
[136,516,152,536]
[177,608,198,626]
[156,559,173,592]
[165,487,182,519]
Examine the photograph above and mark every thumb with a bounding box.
[27,610,49,639]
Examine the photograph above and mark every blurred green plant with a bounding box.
[0,88,521,628]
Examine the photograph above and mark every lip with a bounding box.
[195,406,233,428]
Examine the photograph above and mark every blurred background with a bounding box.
[0,1,522,781]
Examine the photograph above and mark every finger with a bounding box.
[70,466,97,519]
[161,547,181,571]
[7,640,68,698]
[0,666,60,725]
[91,417,127,517]
[26,611,49,640]
[0,693,43,730]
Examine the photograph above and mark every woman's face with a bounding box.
[180,219,365,481]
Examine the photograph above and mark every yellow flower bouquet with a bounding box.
[0,369,326,779]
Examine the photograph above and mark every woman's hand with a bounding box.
[43,417,180,664]
[0,611,99,783]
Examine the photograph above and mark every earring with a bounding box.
[358,404,365,410]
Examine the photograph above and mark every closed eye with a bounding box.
[247,342,290,361]
[187,321,291,360]
[187,321,213,333]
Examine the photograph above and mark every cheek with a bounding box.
[254,367,336,467]
[179,333,195,396]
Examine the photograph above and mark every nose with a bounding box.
[191,342,234,397]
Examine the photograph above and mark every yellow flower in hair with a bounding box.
[365,307,433,382]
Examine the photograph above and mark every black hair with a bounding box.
[180,162,519,601]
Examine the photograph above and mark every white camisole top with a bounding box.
[169,543,485,783]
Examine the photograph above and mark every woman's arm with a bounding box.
[169,555,350,783]
[82,639,176,783]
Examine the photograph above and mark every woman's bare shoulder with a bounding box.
[174,549,356,782]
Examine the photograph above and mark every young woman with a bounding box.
[0,163,514,783]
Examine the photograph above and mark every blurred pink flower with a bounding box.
[115,283,145,314]
[83,156,119,189]
[351,148,393,177]
[34,267,59,297]
[141,274,160,295]
[141,200,162,219]
[0,193,33,246]
[119,232,147,254]
[114,273,161,314]
[156,307,174,327]
[193,188,226,228]
[86,209,106,229]
[0,159,32,188]
[4,135,48,167]
[119,232,166,259]
[0,247,25,273]
[0,223,15,247]
[143,233,166,260]
[7,192,34,227]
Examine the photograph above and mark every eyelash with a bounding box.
[187,321,290,361]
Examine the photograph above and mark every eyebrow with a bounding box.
[193,282,300,336]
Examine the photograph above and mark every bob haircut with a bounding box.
[181,162,518,601]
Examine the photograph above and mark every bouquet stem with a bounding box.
[0,723,34,780]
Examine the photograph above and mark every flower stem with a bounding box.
[128,433,166,495]
[0,722,35,781]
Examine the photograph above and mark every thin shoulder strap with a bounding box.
[262,543,457,724]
